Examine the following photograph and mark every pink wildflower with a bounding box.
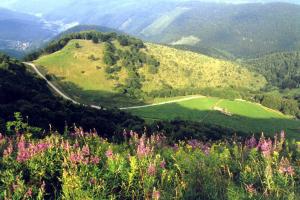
[160,160,166,169]
[0,133,5,144]
[152,188,161,200]
[279,158,294,176]
[73,140,79,148]
[147,163,156,176]
[70,152,82,164]
[17,135,26,151]
[16,141,50,163]
[3,141,13,157]
[188,139,200,149]
[257,137,272,157]
[12,183,18,191]
[82,144,90,156]
[90,156,100,164]
[26,187,33,197]
[245,135,257,149]
[62,140,71,151]
[105,149,114,159]
[137,137,152,158]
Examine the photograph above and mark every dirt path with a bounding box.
[23,62,80,105]
[119,95,204,110]
[198,99,223,122]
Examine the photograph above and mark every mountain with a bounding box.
[137,2,300,58]
[0,8,59,58]
[31,31,266,108]
[3,1,300,58]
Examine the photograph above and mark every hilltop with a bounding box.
[33,31,266,107]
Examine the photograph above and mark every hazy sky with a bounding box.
[1,0,300,7]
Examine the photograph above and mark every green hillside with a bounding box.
[129,97,300,138]
[34,33,266,107]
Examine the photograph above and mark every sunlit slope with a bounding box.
[130,97,300,138]
[35,40,132,106]
[35,39,266,106]
[140,43,266,92]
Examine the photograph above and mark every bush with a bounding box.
[105,66,121,74]
[148,65,158,74]
[75,43,81,48]
[88,55,97,61]
[261,94,282,110]
[103,52,116,66]
[92,36,99,44]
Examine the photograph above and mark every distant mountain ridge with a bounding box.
[137,2,300,58]
[0,8,59,57]
[55,25,122,39]
[1,1,300,59]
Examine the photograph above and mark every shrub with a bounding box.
[0,128,298,199]
[105,66,121,74]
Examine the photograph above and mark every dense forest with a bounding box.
[246,51,300,89]
[244,51,300,117]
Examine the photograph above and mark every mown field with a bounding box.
[34,39,265,107]
[129,97,300,138]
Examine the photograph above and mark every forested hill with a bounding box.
[245,51,300,89]
[27,31,265,109]
[0,53,144,136]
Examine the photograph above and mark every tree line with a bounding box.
[24,31,145,61]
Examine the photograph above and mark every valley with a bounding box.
[25,32,298,138]
[0,1,300,199]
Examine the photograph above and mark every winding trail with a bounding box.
[23,62,204,110]
[23,62,80,105]
[119,95,204,110]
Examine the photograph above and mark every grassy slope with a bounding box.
[141,43,266,92]
[130,97,300,138]
[35,39,266,107]
[35,40,134,106]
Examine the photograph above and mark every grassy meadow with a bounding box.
[140,43,266,92]
[130,97,300,139]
